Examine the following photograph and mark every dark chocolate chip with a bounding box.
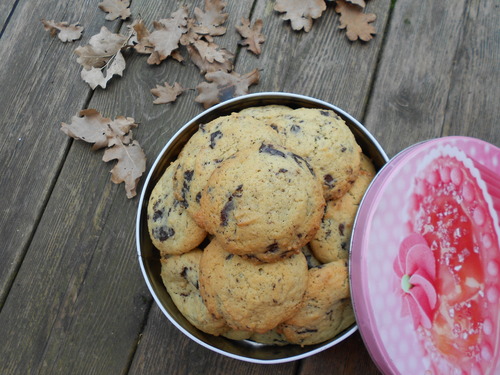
[225,253,234,261]
[259,143,286,158]
[290,124,301,133]
[180,267,188,279]
[341,146,347,152]
[210,130,223,149]
[265,242,279,253]
[324,174,336,188]
[154,226,175,241]
[339,223,345,236]
[320,110,330,117]
[196,192,202,203]
[153,210,163,221]
[184,170,194,181]
[220,198,234,226]
[292,153,315,176]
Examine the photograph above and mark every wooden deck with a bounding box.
[0,0,498,373]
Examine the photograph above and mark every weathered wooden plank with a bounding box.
[0,0,18,34]
[0,0,261,374]
[440,0,500,144]
[364,0,499,156]
[300,332,381,374]
[0,0,121,306]
[128,304,299,374]
[236,0,392,120]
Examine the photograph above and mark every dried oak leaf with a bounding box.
[130,19,154,54]
[192,0,228,37]
[195,69,260,109]
[346,0,366,8]
[75,26,127,69]
[81,50,126,89]
[41,19,83,42]
[60,109,137,150]
[235,18,265,55]
[192,39,233,64]
[102,140,146,199]
[98,0,131,21]
[274,0,326,32]
[187,43,233,74]
[151,82,185,104]
[147,7,189,65]
[335,0,376,42]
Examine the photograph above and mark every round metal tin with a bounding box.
[136,92,388,364]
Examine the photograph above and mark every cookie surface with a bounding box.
[148,160,207,256]
[268,108,362,200]
[199,239,309,333]
[160,250,228,336]
[310,154,376,263]
[199,143,325,262]
[238,104,294,121]
[174,113,282,225]
[278,260,355,346]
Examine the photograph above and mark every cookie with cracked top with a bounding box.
[198,143,325,262]
[267,108,362,200]
[310,154,376,263]
[173,113,282,225]
[278,260,355,346]
[198,239,308,333]
[147,160,207,256]
[160,249,228,336]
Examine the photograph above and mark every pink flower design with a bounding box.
[393,233,437,329]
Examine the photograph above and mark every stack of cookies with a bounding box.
[147,105,376,346]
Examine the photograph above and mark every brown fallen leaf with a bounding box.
[192,0,228,37]
[274,0,326,32]
[195,69,260,109]
[346,0,366,8]
[102,140,146,199]
[42,19,83,42]
[61,109,144,198]
[187,44,233,74]
[151,82,185,104]
[236,18,265,55]
[75,26,128,69]
[80,51,126,89]
[335,0,376,41]
[61,109,137,150]
[98,0,131,21]
[192,39,233,64]
[130,19,154,54]
[147,7,189,65]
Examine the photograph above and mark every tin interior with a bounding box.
[136,92,389,363]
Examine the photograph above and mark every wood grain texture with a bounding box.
[364,0,500,156]
[0,0,257,374]
[300,332,381,374]
[0,0,18,34]
[0,0,120,307]
[128,304,299,375]
[236,0,392,119]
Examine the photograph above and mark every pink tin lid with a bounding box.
[350,136,500,375]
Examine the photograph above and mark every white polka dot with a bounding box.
[487,261,499,276]
[483,318,493,335]
[481,344,493,360]
[487,287,499,303]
